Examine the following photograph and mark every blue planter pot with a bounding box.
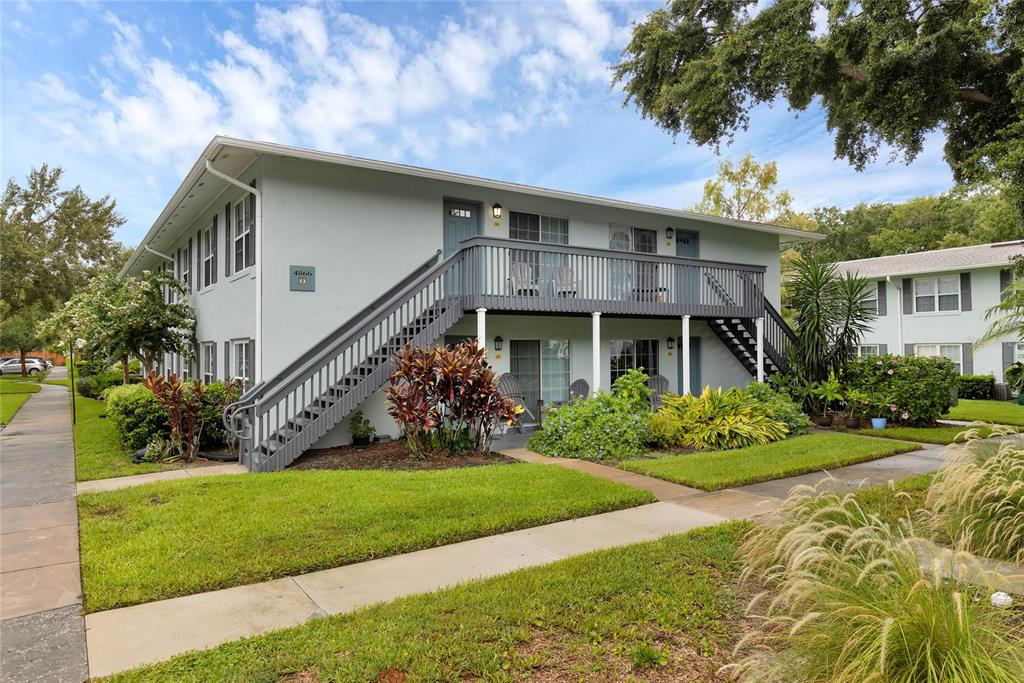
[871,417,888,430]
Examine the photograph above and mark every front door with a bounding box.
[675,229,700,306]
[675,230,699,258]
[443,200,481,257]
[677,336,702,395]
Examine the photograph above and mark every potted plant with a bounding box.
[809,377,843,427]
[871,392,898,430]
[349,410,375,447]
[843,388,869,429]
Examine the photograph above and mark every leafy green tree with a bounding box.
[614,0,1024,214]
[0,308,47,376]
[42,270,195,382]
[1,164,127,367]
[693,153,796,222]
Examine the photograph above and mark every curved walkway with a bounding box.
[0,383,88,683]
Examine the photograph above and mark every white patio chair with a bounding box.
[508,262,540,297]
[552,264,580,298]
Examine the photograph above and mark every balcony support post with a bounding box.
[591,312,601,392]
[681,315,691,395]
[476,308,487,352]
[755,316,765,383]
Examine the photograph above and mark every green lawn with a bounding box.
[849,473,932,528]
[854,424,995,445]
[73,395,175,482]
[944,398,1024,426]
[79,464,655,612]
[101,522,748,683]
[0,379,41,424]
[618,433,922,491]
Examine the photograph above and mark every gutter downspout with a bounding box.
[205,159,263,384]
[144,244,174,263]
[887,275,903,353]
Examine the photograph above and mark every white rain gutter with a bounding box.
[144,244,174,263]
[205,159,263,384]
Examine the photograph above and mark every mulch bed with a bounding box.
[288,439,518,471]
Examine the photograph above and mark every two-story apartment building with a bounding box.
[121,136,818,471]
[835,241,1024,382]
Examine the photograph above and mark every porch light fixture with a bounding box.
[665,227,674,241]
[492,203,503,220]
[493,335,504,351]
[666,337,675,351]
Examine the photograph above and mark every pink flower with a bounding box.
[887,369,894,375]
[889,404,898,412]
[901,411,910,420]
[890,358,898,365]
[875,360,883,366]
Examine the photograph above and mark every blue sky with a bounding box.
[2,1,956,246]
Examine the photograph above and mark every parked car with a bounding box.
[25,357,54,369]
[0,358,46,375]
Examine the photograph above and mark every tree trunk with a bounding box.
[122,355,131,385]
[19,349,27,377]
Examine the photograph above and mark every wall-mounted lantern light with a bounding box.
[665,226,675,241]
[666,336,675,351]
[493,335,504,351]
[492,203,503,220]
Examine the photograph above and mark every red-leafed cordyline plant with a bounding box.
[141,371,207,462]
[385,340,519,457]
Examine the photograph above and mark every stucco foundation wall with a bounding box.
[312,314,752,448]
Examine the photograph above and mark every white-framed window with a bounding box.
[610,339,659,385]
[232,338,251,382]
[233,197,252,274]
[202,226,215,288]
[914,275,960,313]
[862,284,878,314]
[915,343,963,373]
[1015,342,1024,363]
[180,353,191,380]
[202,342,216,384]
[857,345,880,357]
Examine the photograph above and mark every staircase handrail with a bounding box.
[763,298,797,343]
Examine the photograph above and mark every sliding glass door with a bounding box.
[510,339,570,411]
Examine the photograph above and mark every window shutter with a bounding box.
[212,216,219,284]
[225,203,232,277]
[195,233,202,290]
[1000,269,1013,301]
[904,343,914,356]
[223,341,230,381]
[959,273,972,311]
[878,343,887,355]
[876,281,887,316]
[246,339,255,386]
[902,278,912,314]
[961,343,973,375]
[187,238,193,292]
[1004,342,1015,374]
[245,184,255,268]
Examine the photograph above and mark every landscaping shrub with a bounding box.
[746,381,811,436]
[733,485,1024,682]
[926,426,1024,563]
[74,375,100,399]
[197,380,242,449]
[140,373,208,462]
[386,341,517,455]
[958,374,996,400]
[651,386,789,451]
[844,354,958,426]
[106,384,165,451]
[527,390,651,460]
[74,358,111,378]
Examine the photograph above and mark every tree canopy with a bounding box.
[614,0,1024,214]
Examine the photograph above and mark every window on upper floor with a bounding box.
[232,195,255,275]
[179,243,190,292]
[202,225,215,288]
[862,283,878,314]
[915,343,962,374]
[509,212,568,245]
[914,275,960,313]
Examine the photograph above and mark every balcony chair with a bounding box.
[552,264,580,298]
[568,378,589,400]
[508,262,540,297]
[646,374,669,410]
[498,372,537,432]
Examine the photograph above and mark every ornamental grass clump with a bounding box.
[730,483,1024,683]
[926,424,1024,563]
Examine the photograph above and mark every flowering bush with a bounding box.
[385,341,517,455]
[527,391,652,460]
[844,354,958,426]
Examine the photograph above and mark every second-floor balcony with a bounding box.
[451,236,766,319]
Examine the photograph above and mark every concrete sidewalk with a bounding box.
[77,462,246,494]
[1,383,88,683]
[84,501,724,677]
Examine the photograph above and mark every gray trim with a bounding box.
[246,338,255,387]
[1004,342,1015,374]
[878,343,887,355]
[902,278,912,314]
[195,231,201,289]
[210,341,217,382]
[959,272,972,311]
[961,343,973,374]
[876,280,887,316]
[223,341,230,382]
[905,343,914,356]
[1000,269,1013,301]
[224,203,232,277]
[212,215,219,285]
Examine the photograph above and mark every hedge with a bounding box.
[844,354,958,426]
[957,374,995,400]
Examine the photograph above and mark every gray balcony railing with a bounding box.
[458,236,765,318]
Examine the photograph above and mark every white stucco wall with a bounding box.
[860,267,1016,377]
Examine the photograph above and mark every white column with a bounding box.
[755,316,765,383]
[681,315,691,395]
[476,308,487,351]
[591,312,601,392]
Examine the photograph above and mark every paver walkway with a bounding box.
[77,462,246,494]
[1,383,88,683]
